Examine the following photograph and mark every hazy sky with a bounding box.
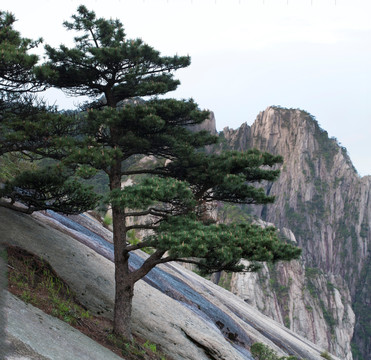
[3,0,371,176]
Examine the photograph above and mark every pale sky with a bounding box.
[3,0,371,176]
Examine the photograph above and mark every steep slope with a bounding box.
[0,207,341,360]
[221,106,370,360]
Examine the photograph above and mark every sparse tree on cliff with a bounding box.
[0,6,301,340]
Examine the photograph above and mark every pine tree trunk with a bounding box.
[110,153,134,340]
[112,205,134,340]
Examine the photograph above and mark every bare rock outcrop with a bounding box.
[187,111,217,135]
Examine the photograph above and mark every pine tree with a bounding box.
[1,6,301,340]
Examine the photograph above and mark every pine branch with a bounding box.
[126,224,158,231]
[0,199,34,214]
[125,207,173,218]
[121,169,167,177]
[132,249,166,283]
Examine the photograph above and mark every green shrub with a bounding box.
[250,343,280,360]
[320,351,333,360]
[143,340,157,353]
[103,214,112,226]
[251,342,302,360]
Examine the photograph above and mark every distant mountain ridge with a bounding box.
[219,106,370,360]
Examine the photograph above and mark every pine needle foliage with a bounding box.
[0,11,42,93]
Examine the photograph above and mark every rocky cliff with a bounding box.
[220,107,370,360]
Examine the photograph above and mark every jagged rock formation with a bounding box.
[221,106,370,360]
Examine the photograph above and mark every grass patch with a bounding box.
[5,245,170,360]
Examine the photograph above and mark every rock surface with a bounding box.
[187,111,217,135]
[0,206,341,360]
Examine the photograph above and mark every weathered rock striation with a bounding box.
[221,106,370,360]
[0,206,341,360]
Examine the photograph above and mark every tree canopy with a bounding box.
[36,5,189,107]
